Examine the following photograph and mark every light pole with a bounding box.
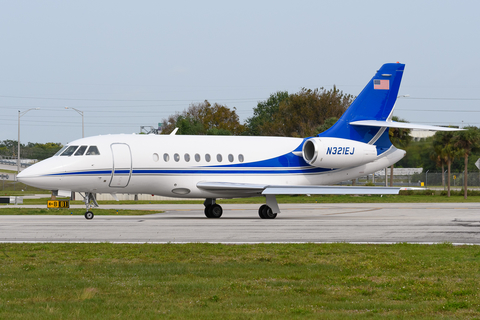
[382,95,410,187]
[65,107,84,138]
[18,108,40,174]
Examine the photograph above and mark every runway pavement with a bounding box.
[1,203,480,244]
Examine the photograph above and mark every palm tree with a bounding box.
[389,116,412,186]
[430,142,446,188]
[452,126,480,199]
[433,131,460,197]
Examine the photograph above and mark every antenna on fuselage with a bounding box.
[170,128,179,135]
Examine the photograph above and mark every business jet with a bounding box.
[17,63,458,220]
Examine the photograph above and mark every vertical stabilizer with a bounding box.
[319,63,405,147]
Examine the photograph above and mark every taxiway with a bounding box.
[1,203,480,244]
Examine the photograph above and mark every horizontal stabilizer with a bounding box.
[349,120,463,131]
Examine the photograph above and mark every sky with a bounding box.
[1,0,479,145]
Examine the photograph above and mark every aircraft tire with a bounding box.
[259,205,276,219]
[85,211,94,220]
[209,204,223,218]
[205,204,222,218]
[204,206,212,218]
[258,205,268,219]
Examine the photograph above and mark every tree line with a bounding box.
[0,140,62,161]
[161,87,353,137]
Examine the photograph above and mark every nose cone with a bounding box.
[17,165,36,182]
[17,158,63,189]
[17,162,45,188]
[17,159,50,179]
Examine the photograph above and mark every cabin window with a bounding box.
[163,153,170,162]
[74,145,88,156]
[174,153,180,162]
[153,153,159,162]
[205,154,211,162]
[217,154,222,162]
[228,154,234,162]
[54,146,68,156]
[238,154,244,162]
[184,153,190,162]
[195,154,201,162]
[86,146,100,155]
[61,146,78,156]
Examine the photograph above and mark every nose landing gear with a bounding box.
[80,192,99,220]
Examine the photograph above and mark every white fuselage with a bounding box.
[17,134,405,198]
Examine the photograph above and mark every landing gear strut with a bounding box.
[204,198,223,218]
[80,192,99,220]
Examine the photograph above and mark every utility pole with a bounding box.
[17,108,40,174]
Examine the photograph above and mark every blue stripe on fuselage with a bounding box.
[47,166,330,177]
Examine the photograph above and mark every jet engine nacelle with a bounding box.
[302,137,378,168]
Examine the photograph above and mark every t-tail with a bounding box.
[318,62,405,154]
[318,62,461,154]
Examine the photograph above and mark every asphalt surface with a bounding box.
[1,203,480,244]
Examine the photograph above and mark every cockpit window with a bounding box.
[86,146,100,155]
[60,146,79,156]
[74,145,88,156]
[54,146,68,156]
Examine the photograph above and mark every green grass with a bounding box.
[0,243,479,319]
[0,208,161,216]
[0,180,50,194]
[0,168,18,174]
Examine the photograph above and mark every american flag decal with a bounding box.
[374,79,389,90]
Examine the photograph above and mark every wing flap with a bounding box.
[197,181,399,195]
[197,181,267,191]
[263,185,399,195]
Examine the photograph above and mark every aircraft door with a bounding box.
[109,143,132,188]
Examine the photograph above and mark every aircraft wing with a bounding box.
[349,120,463,131]
[197,181,399,195]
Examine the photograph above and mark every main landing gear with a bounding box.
[80,192,99,220]
[258,204,277,219]
[204,195,280,219]
[204,198,223,218]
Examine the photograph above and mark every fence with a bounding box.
[344,171,480,189]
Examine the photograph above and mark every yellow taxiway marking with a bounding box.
[324,208,382,215]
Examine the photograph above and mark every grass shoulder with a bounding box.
[0,243,479,318]
[0,169,18,174]
[0,208,160,216]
